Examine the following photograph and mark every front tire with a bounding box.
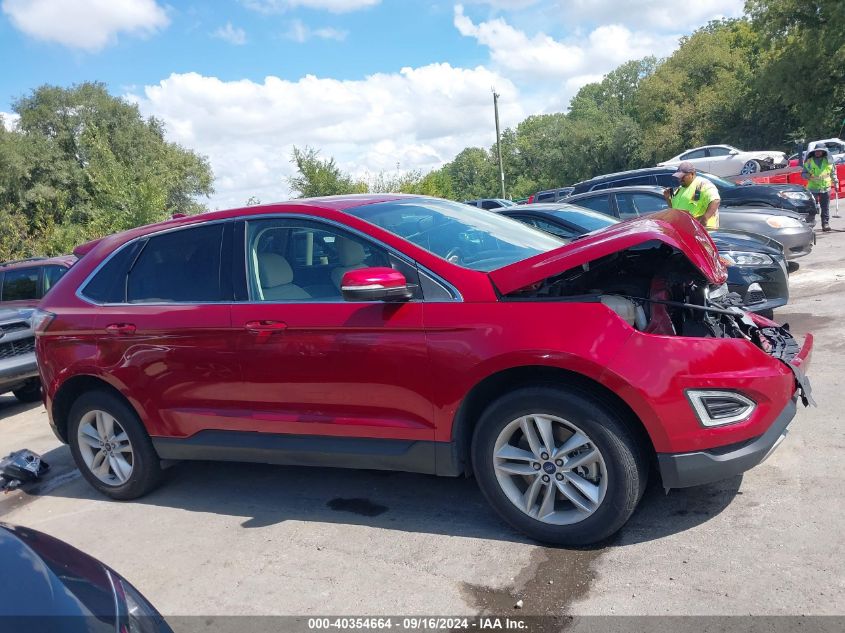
[68,390,163,500]
[13,379,42,403]
[740,160,761,175]
[472,387,647,546]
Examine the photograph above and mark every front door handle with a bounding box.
[105,323,137,335]
[245,320,288,334]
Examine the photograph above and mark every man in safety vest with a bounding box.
[662,161,720,229]
[803,147,838,232]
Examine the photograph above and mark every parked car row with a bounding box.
[658,144,788,177]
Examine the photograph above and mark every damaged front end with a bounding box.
[501,238,814,408]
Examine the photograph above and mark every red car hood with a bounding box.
[489,209,727,295]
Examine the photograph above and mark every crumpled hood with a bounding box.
[489,209,727,295]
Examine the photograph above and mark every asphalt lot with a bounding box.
[1,217,844,620]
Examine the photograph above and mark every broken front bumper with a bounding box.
[658,328,813,489]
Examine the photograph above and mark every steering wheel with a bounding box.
[444,247,464,264]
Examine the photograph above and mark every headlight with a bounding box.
[687,390,756,427]
[706,282,729,300]
[720,251,775,266]
[778,191,808,201]
[766,216,803,229]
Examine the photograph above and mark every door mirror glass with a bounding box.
[728,149,740,155]
[341,267,413,302]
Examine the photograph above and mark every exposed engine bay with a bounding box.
[507,240,814,406]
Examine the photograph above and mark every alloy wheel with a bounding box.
[76,410,134,486]
[492,414,608,525]
[740,160,760,175]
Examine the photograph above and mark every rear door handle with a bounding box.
[245,320,288,333]
[105,323,137,335]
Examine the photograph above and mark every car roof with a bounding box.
[0,255,77,271]
[573,166,671,185]
[567,185,665,198]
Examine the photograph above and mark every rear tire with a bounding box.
[68,390,163,500]
[472,386,647,546]
[13,379,42,403]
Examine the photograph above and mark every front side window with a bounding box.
[127,224,224,303]
[614,194,640,219]
[246,219,420,301]
[630,193,669,214]
[681,149,706,160]
[2,267,38,301]
[347,198,562,272]
[708,146,732,157]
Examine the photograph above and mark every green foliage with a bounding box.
[287,146,365,197]
[0,82,213,259]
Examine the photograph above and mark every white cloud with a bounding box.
[1,112,20,131]
[242,0,379,13]
[285,19,347,43]
[212,22,247,46]
[463,0,743,33]
[1,0,169,52]
[130,66,522,209]
[454,4,680,106]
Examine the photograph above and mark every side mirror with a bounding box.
[341,267,413,302]
[728,149,740,156]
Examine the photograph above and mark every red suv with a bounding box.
[34,196,813,545]
[0,256,77,309]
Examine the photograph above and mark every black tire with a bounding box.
[471,386,647,546]
[12,379,42,403]
[68,390,164,500]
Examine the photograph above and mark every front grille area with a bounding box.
[0,337,35,360]
[745,290,766,305]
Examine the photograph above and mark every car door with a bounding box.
[88,221,240,439]
[705,146,735,176]
[229,217,434,443]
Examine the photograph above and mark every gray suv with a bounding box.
[0,308,40,402]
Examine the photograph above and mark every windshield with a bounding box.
[550,206,618,231]
[698,172,737,189]
[347,198,564,271]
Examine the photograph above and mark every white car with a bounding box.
[807,138,845,163]
[658,144,787,177]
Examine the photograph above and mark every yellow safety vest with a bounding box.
[804,157,834,192]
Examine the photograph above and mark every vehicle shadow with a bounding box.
[0,394,42,421]
[18,445,742,547]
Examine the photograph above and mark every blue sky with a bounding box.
[0,0,744,208]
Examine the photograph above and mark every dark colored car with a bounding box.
[528,187,575,204]
[0,522,172,632]
[35,195,813,545]
[497,204,789,317]
[568,167,818,223]
[0,255,77,309]
[0,308,40,402]
[564,186,814,260]
[463,198,516,210]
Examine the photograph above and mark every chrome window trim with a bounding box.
[75,213,463,307]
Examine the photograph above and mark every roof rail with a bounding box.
[0,256,48,268]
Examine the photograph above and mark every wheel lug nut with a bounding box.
[540,452,549,460]
[555,459,563,467]
[555,473,563,481]
[532,462,541,470]
[542,475,550,482]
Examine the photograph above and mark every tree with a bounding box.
[444,147,498,200]
[287,146,364,197]
[0,82,213,258]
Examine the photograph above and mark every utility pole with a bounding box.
[492,88,506,199]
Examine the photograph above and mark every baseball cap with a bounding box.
[672,161,696,179]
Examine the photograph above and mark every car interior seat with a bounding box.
[257,253,311,300]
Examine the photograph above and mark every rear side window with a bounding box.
[574,195,613,216]
[655,174,678,187]
[535,192,555,202]
[2,267,39,301]
[127,225,225,303]
[82,241,144,304]
[631,193,668,214]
